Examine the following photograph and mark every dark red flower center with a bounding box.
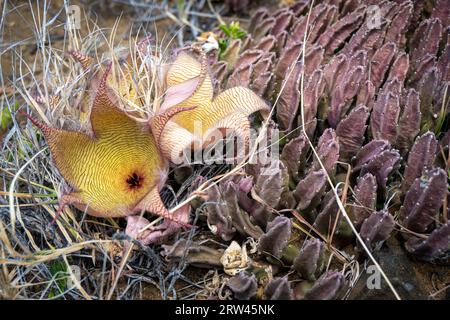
[126,172,144,190]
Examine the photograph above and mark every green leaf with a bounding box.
[48,260,69,298]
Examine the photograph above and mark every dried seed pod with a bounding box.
[264,277,293,300]
[294,169,327,212]
[351,173,377,229]
[405,222,450,261]
[302,270,344,300]
[400,168,447,233]
[161,239,223,268]
[336,105,369,160]
[402,132,438,193]
[258,216,292,258]
[293,238,326,281]
[395,89,421,153]
[227,272,258,300]
[359,210,395,250]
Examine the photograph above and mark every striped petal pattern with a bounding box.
[160,51,270,162]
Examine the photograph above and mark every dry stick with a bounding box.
[298,0,401,300]
[106,242,134,300]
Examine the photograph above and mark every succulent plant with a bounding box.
[303,270,345,300]
[405,222,450,261]
[350,173,377,229]
[13,0,450,301]
[359,210,395,251]
[400,168,447,234]
[294,169,327,212]
[258,216,292,259]
[313,188,342,236]
[293,238,326,281]
[204,178,264,241]
[401,132,438,193]
[264,277,293,300]
[227,272,258,300]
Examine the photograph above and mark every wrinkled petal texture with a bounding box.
[160,53,269,159]
[41,73,164,217]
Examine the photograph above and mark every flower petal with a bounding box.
[165,53,213,107]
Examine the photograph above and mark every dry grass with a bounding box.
[0,0,237,300]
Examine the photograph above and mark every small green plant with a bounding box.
[1,102,19,131]
[218,21,246,57]
[48,260,70,299]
